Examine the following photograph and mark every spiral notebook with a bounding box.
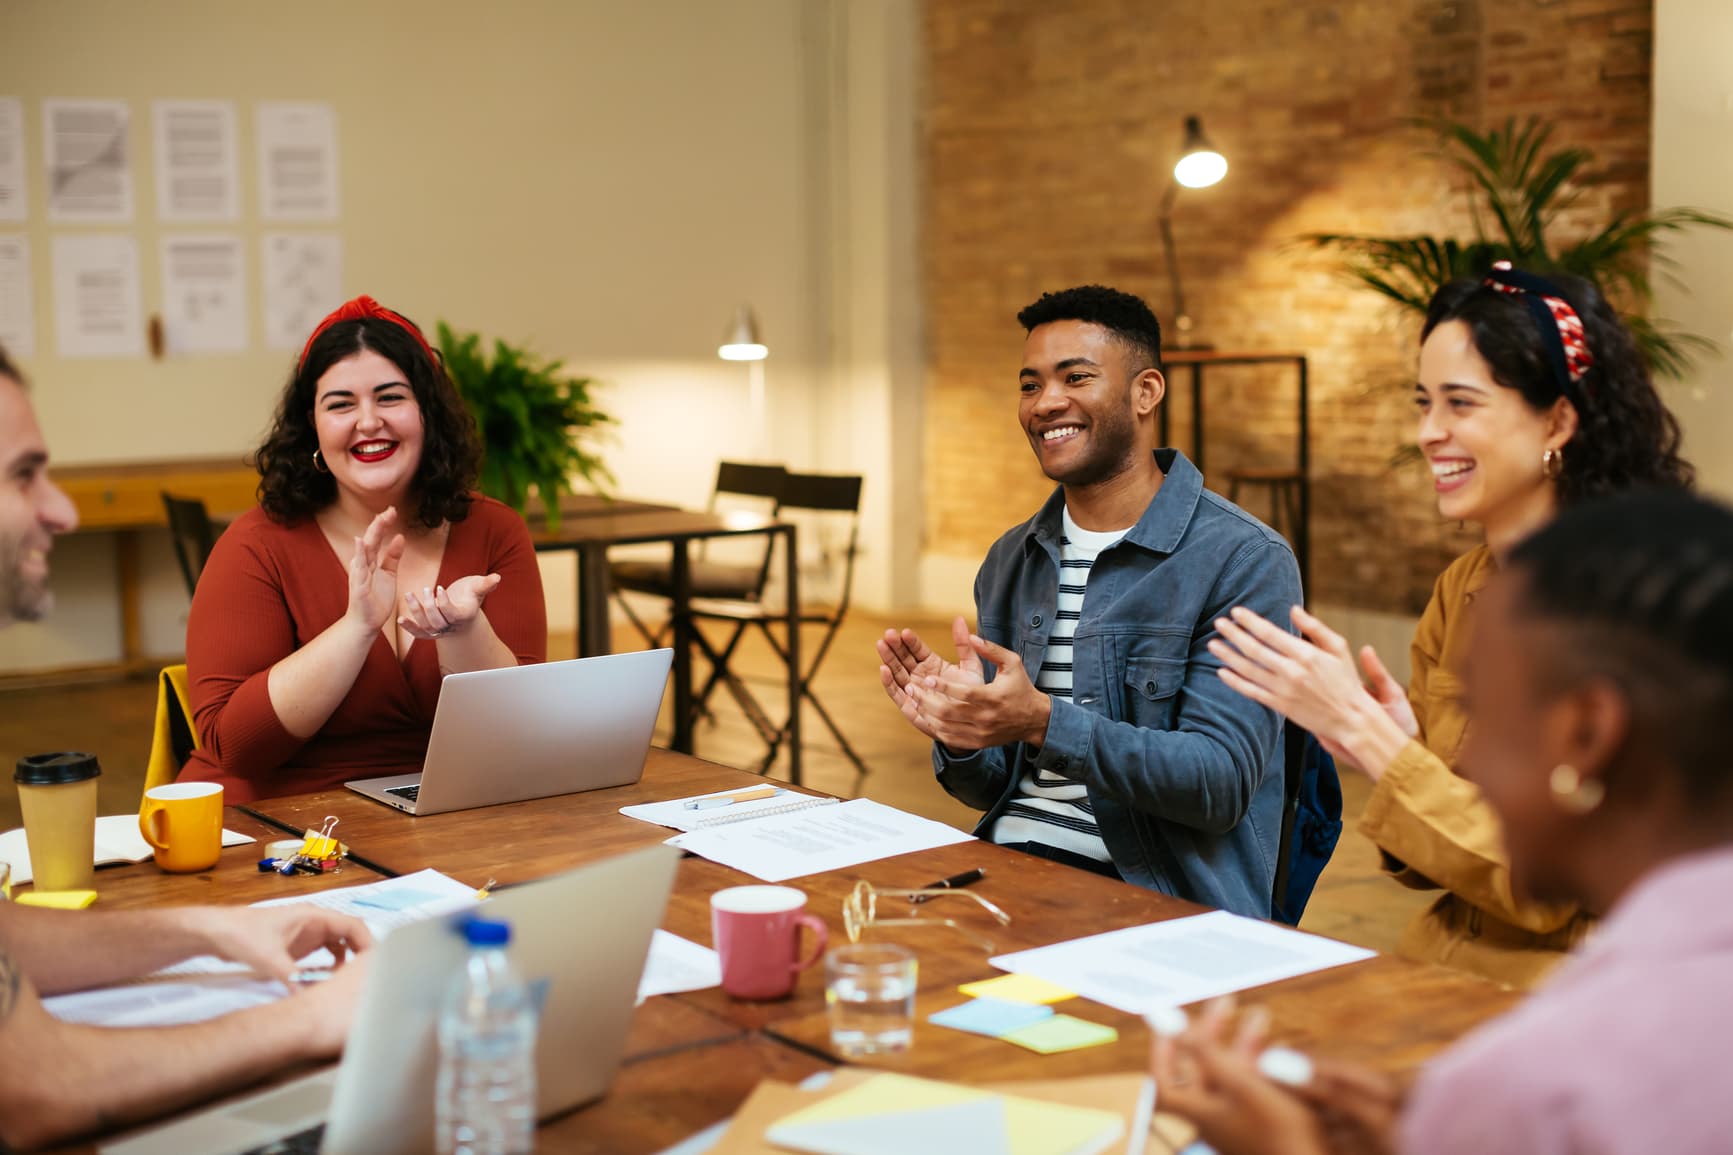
[619,786,840,833]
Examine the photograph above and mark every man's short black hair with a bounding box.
[1017,285,1163,373]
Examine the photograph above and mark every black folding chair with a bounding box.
[687,471,867,792]
[609,462,787,649]
[161,492,217,599]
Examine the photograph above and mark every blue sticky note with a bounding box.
[352,888,438,912]
[928,997,1055,1038]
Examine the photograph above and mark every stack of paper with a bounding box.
[989,910,1376,1012]
[667,798,972,882]
[765,1073,1124,1155]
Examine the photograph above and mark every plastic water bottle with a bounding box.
[436,918,539,1155]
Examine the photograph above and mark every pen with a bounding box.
[685,786,780,810]
[910,867,985,903]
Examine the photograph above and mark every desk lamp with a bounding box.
[718,304,770,456]
[1157,116,1228,349]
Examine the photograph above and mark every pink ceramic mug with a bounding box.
[710,885,830,1000]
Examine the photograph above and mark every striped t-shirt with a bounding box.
[988,505,1130,863]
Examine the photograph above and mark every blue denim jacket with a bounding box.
[934,449,1301,918]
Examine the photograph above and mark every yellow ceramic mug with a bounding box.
[139,782,223,873]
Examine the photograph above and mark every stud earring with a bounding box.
[1549,763,1604,815]
[1542,447,1563,480]
[312,448,330,474]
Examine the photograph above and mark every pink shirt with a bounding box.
[1403,845,1733,1154]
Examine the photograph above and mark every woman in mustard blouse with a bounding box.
[1211,264,1692,988]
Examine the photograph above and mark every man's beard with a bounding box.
[0,538,51,625]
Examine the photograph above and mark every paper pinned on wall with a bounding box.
[52,234,143,357]
[261,231,342,350]
[256,101,339,220]
[45,98,133,222]
[0,98,26,222]
[0,235,33,357]
[160,234,248,354]
[153,100,239,222]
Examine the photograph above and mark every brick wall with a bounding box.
[922,0,1653,613]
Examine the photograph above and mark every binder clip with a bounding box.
[274,815,347,875]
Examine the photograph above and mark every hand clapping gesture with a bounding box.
[1207,604,1418,778]
[398,573,502,640]
[876,616,1051,751]
[344,507,408,634]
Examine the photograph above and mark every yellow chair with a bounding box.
[142,664,199,798]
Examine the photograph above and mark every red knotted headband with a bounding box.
[297,295,438,374]
[1482,261,1595,400]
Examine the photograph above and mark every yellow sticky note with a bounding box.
[16,889,98,909]
[959,973,1077,1005]
[1000,1014,1119,1054]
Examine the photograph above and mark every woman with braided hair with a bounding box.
[1154,490,1733,1155]
[1208,266,1692,988]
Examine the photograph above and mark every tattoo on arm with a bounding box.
[0,948,18,1022]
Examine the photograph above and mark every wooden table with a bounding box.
[71,752,1519,1153]
[530,510,803,783]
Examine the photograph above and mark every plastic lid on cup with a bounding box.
[14,752,101,785]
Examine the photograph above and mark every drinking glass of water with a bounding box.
[825,943,917,1058]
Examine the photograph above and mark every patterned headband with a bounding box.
[297,295,437,373]
[1482,260,1594,399]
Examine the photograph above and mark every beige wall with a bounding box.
[0,0,926,671]
[1654,0,1733,493]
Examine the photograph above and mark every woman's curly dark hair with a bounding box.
[253,312,481,528]
[1422,273,1694,505]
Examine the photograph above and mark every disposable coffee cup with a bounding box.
[15,752,101,891]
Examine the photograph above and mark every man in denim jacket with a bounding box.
[878,286,1300,917]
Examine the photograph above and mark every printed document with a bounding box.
[152,100,239,221]
[990,910,1375,1012]
[0,97,25,221]
[52,233,143,357]
[256,102,339,219]
[0,235,33,356]
[160,234,248,353]
[637,929,721,1003]
[45,98,133,221]
[43,869,477,1028]
[668,797,972,882]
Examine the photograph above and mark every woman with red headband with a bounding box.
[1207,266,1691,988]
[180,296,546,802]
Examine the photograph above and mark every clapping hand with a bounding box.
[1208,605,1417,777]
[877,617,1050,751]
[345,507,407,634]
[399,574,502,640]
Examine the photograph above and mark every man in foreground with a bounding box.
[878,286,1301,916]
[0,348,371,1150]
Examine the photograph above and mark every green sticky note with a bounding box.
[958,973,1077,1005]
[999,1013,1119,1054]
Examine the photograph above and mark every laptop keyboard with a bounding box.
[243,1123,325,1155]
[384,783,421,802]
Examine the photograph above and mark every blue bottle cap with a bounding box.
[460,917,511,947]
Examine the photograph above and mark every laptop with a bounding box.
[345,648,673,815]
[102,842,681,1155]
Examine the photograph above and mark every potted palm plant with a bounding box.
[436,323,615,532]
[1304,117,1732,378]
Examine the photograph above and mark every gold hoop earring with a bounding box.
[1542,447,1563,480]
[312,448,330,474]
[1549,763,1604,815]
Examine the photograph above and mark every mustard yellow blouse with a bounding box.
[1357,545,1594,989]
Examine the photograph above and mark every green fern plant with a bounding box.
[436,322,615,531]
[1302,117,1732,378]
